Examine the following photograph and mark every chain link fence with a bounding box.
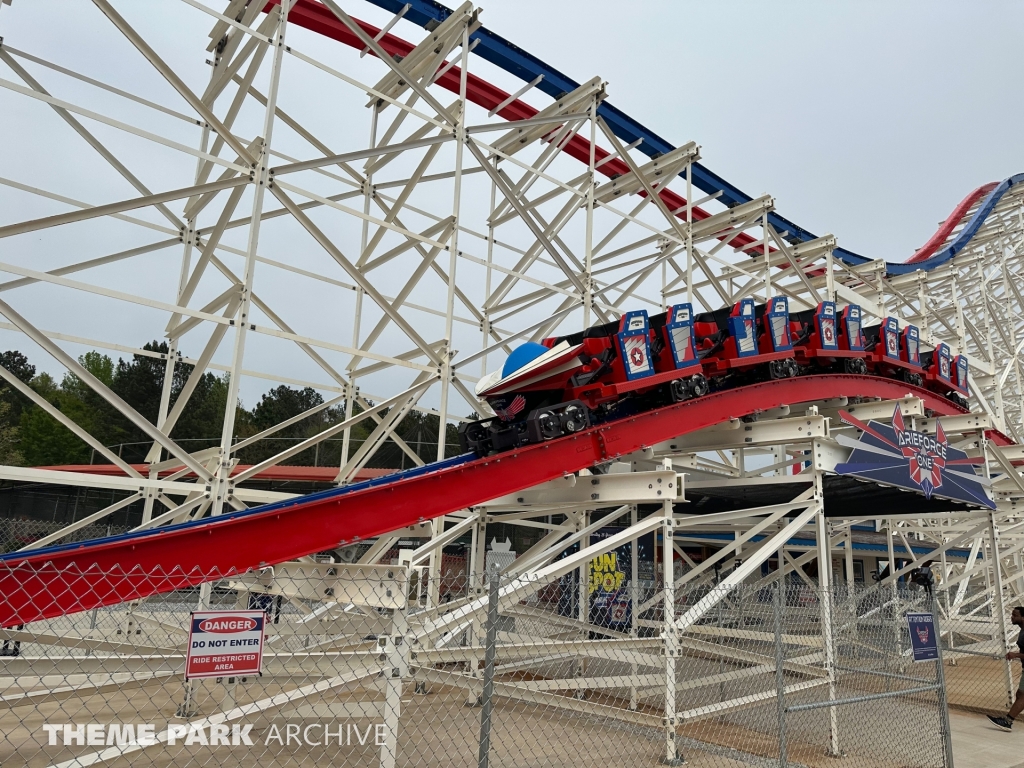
[0,561,962,767]
[931,585,1019,716]
[0,516,133,554]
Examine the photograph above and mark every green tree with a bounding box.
[10,345,230,466]
[109,342,234,461]
[78,351,114,386]
[0,350,35,384]
[237,385,337,466]
[172,371,229,449]
[18,371,91,466]
[62,352,129,453]
[110,342,168,454]
[0,350,36,425]
[2,345,465,473]
[0,392,23,465]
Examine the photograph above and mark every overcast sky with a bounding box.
[482,0,1024,262]
[1,0,1022,412]
[5,1,1020,261]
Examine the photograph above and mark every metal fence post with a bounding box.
[932,592,956,768]
[815,502,840,757]
[660,496,682,765]
[576,510,591,696]
[380,565,411,768]
[629,504,639,712]
[988,510,1015,708]
[478,563,500,768]
[175,680,198,718]
[775,579,788,768]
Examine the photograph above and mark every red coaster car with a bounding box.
[790,301,870,374]
[464,305,710,453]
[692,297,798,382]
[922,342,970,409]
[458,297,970,457]
[863,316,926,387]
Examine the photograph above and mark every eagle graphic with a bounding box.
[494,395,526,422]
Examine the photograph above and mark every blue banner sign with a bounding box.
[834,406,993,509]
[587,528,654,632]
[557,528,654,632]
[906,611,939,662]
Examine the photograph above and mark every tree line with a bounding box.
[0,344,458,470]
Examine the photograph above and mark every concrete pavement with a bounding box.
[951,709,1024,767]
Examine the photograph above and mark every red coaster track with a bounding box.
[0,375,994,628]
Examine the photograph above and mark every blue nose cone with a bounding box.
[502,342,550,378]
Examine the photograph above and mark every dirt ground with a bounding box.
[943,655,1020,714]
[0,671,952,768]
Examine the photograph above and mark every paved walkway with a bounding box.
[951,709,1024,767]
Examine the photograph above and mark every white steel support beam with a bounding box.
[596,116,732,307]
[435,17,471,463]
[0,49,184,230]
[15,493,142,551]
[319,0,459,126]
[0,176,250,240]
[90,0,256,167]
[420,515,666,643]
[466,138,589,299]
[814,475,840,756]
[233,378,433,485]
[0,361,141,478]
[660,479,681,765]
[673,504,820,634]
[337,372,433,481]
[483,470,678,509]
[210,0,289,517]
[0,296,211,479]
[268,185,443,367]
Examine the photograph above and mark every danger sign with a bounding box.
[186,610,266,680]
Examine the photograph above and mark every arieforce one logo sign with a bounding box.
[835,406,993,509]
[892,408,946,498]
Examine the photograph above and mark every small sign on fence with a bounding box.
[186,610,266,680]
[906,611,939,662]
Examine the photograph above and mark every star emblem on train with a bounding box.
[821,319,835,346]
